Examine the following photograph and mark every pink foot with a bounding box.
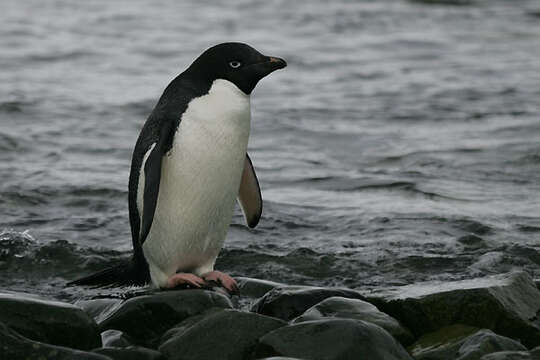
[165,273,206,289]
[202,271,239,294]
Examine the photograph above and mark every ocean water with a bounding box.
[1,0,540,301]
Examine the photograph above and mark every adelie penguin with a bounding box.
[68,42,286,293]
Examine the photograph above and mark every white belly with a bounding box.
[140,79,251,287]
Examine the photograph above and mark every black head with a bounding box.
[186,42,287,94]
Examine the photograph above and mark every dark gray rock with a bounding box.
[457,330,527,360]
[77,298,124,323]
[408,324,481,359]
[409,325,527,360]
[99,289,232,348]
[236,277,286,298]
[258,358,304,360]
[480,347,540,360]
[367,272,540,348]
[0,322,110,360]
[93,346,164,360]
[251,286,366,321]
[255,319,413,360]
[101,329,134,348]
[0,292,101,350]
[292,296,414,345]
[159,308,286,360]
[159,308,224,344]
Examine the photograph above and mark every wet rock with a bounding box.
[0,292,101,350]
[458,330,528,359]
[255,318,413,360]
[101,329,134,348]
[77,298,124,323]
[409,325,527,360]
[99,289,232,348]
[251,285,365,321]
[367,272,540,348]
[93,346,164,360]
[291,296,414,345]
[0,322,110,360]
[159,308,285,360]
[480,347,540,360]
[159,308,223,343]
[408,324,479,359]
[236,277,285,298]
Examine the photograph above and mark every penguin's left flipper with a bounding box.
[139,120,176,244]
[237,154,262,228]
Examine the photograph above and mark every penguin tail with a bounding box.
[66,258,149,288]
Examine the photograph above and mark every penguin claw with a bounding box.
[165,273,206,289]
[202,271,239,295]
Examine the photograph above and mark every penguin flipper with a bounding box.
[139,120,176,245]
[237,154,262,228]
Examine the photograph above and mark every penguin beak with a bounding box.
[262,56,287,72]
[251,55,287,79]
[266,56,287,70]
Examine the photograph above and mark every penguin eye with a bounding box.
[229,61,242,69]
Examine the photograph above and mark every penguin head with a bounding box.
[188,42,287,94]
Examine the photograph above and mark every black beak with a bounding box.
[266,56,287,70]
[252,55,287,78]
[239,54,287,94]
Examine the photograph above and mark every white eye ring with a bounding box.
[229,61,241,69]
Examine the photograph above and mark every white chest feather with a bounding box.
[139,79,251,287]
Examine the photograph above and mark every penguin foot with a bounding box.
[165,273,206,289]
[202,271,239,295]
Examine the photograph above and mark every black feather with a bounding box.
[66,258,149,287]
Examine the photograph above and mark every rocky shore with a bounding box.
[1,271,540,360]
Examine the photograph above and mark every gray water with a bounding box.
[1,0,540,301]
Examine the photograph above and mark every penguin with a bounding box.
[68,42,286,293]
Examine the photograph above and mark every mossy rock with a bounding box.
[367,272,540,348]
[409,325,527,360]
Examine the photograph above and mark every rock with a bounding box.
[367,272,540,348]
[159,308,286,360]
[480,347,540,360]
[77,298,124,323]
[292,296,414,345]
[408,324,480,359]
[99,289,232,348]
[251,286,366,321]
[409,325,527,360]
[0,292,101,350]
[0,322,111,360]
[255,319,413,360]
[101,329,134,348]
[93,346,164,360]
[159,308,224,343]
[258,358,304,360]
[457,330,528,360]
[236,277,286,298]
